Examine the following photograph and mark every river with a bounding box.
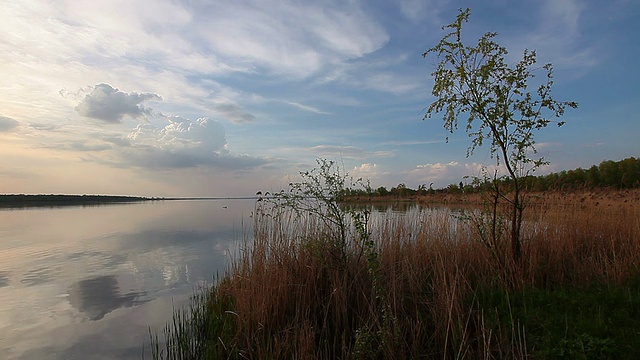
[0,199,256,360]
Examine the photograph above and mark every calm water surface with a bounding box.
[0,199,256,360]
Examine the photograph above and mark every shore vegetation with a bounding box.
[147,162,640,359]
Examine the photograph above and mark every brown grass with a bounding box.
[207,189,640,359]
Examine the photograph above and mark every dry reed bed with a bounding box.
[208,193,639,359]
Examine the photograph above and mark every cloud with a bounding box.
[39,141,113,152]
[358,72,423,94]
[584,142,606,148]
[318,64,424,95]
[212,103,256,124]
[306,145,394,159]
[382,140,443,146]
[535,142,563,150]
[352,163,379,180]
[407,160,561,187]
[505,0,597,71]
[251,95,330,115]
[406,161,503,187]
[28,122,61,132]
[75,84,161,123]
[124,116,267,170]
[281,101,330,115]
[128,117,226,153]
[68,142,113,152]
[0,116,19,131]
[197,0,389,77]
[399,0,449,23]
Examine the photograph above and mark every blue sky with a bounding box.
[0,0,638,197]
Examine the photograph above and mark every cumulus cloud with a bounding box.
[125,117,266,170]
[0,116,19,131]
[406,161,504,187]
[75,84,161,123]
[352,163,379,179]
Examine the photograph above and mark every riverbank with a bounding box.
[0,194,156,208]
[149,189,640,359]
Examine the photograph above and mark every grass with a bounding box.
[146,189,640,359]
[476,283,640,359]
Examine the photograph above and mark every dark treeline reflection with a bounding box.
[0,194,154,209]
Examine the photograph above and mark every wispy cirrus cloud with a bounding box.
[306,145,394,159]
[39,140,112,152]
[504,0,598,71]
[399,0,450,23]
[195,1,389,77]
[318,64,424,95]
[583,142,606,148]
[250,94,330,115]
[382,139,444,146]
[281,101,330,115]
[2,0,388,128]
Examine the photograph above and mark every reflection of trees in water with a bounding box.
[342,202,421,213]
[345,202,477,213]
[68,275,146,320]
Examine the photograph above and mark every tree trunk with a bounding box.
[511,187,522,264]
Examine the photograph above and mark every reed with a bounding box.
[148,190,640,359]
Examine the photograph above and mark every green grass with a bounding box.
[147,284,239,360]
[475,281,640,359]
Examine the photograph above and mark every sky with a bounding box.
[1,0,638,197]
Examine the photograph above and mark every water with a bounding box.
[0,199,256,360]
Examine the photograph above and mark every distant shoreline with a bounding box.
[163,197,261,201]
[0,194,156,208]
[0,194,261,209]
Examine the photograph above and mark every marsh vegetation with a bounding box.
[147,185,640,359]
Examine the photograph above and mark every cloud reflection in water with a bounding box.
[68,275,146,321]
[0,271,10,287]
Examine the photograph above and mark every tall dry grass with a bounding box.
[523,189,640,287]
[152,190,640,359]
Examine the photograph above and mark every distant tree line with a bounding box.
[342,157,640,199]
[0,194,153,208]
[522,157,640,190]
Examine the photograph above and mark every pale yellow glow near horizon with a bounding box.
[0,138,280,197]
[0,140,167,196]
